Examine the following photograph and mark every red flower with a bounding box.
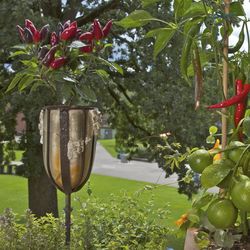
[50,57,67,69]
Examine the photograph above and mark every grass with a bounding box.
[0,174,190,249]
[98,139,117,157]
[0,174,191,225]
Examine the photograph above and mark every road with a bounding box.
[93,142,179,187]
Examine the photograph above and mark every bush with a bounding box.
[0,189,173,250]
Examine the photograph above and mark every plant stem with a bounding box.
[221,0,231,150]
[240,210,248,237]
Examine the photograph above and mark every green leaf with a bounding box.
[21,60,37,68]
[174,0,192,20]
[141,0,160,7]
[116,10,153,28]
[230,2,245,17]
[9,51,27,58]
[183,3,206,19]
[68,40,86,48]
[206,135,215,144]
[63,76,77,83]
[154,29,176,58]
[180,24,201,84]
[6,74,24,92]
[200,162,232,188]
[188,213,200,224]
[98,58,123,75]
[18,75,34,91]
[192,193,213,209]
[75,84,97,102]
[96,69,110,78]
[209,126,218,135]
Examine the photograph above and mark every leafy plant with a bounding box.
[0,189,174,250]
[9,18,122,104]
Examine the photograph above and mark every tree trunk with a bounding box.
[28,167,58,217]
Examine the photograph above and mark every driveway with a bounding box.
[92,142,179,186]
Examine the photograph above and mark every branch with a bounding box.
[76,0,120,26]
[41,0,62,19]
[106,86,151,135]
[63,0,82,21]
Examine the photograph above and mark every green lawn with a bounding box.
[0,174,190,249]
[98,139,117,157]
[0,174,190,224]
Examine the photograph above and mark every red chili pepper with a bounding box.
[102,20,112,37]
[63,20,71,29]
[79,45,93,53]
[50,57,67,69]
[42,45,58,67]
[60,26,77,40]
[50,32,59,46]
[207,84,250,109]
[39,24,50,42]
[234,80,247,141]
[23,28,33,43]
[25,19,37,35]
[38,46,49,60]
[57,22,64,35]
[16,25,25,42]
[76,28,82,39]
[69,21,77,29]
[93,19,103,40]
[33,30,40,43]
[79,32,94,41]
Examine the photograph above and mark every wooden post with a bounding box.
[221,0,231,149]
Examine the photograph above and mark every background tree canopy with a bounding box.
[0,0,220,215]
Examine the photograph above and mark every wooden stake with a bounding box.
[222,0,231,149]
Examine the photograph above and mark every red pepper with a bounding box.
[50,57,67,69]
[39,24,50,42]
[25,19,37,35]
[38,46,49,60]
[79,32,94,41]
[60,25,77,40]
[93,19,103,40]
[16,25,25,42]
[69,21,77,29]
[79,45,93,53]
[63,20,71,29]
[50,32,59,46]
[23,28,33,43]
[33,30,40,43]
[102,20,112,37]
[234,80,247,141]
[42,45,58,67]
[207,84,250,109]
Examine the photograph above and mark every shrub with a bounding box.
[0,189,173,250]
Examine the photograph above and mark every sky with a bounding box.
[230,1,250,51]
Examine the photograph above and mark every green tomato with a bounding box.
[207,199,238,229]
[187,149,213,174]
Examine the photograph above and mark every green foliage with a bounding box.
[0,192,173,250]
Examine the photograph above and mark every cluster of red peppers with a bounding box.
[208,79,250,141]
[16,19,112,70]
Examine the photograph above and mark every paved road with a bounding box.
[92,142,179,186]
[92,142,219,193]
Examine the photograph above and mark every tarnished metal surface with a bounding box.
[40,106,100,194]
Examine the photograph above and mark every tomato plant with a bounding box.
[118,0,250,248]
